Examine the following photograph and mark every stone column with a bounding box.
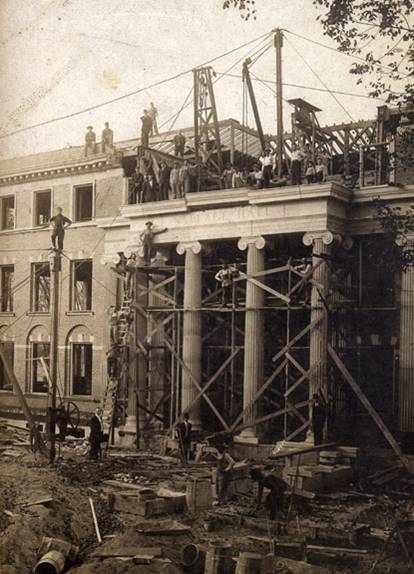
[148,249,169,428]
[238,236,266,441]
[176,241,204,429]
[303,231,336,401]
[399,235,414,433]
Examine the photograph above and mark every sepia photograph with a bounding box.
[0,1,413,572]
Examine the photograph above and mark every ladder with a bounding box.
[101,292,134,440]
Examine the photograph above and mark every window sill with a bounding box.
[66,311,94,316]
[25,392,48,397]
[0,312,15,317]
[27,312,50,316]
[69,395,96,401]
[0,389,13,393]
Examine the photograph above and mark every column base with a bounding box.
[234,428,259,445]
[116,416,137,448]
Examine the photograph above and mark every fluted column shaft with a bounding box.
[177,241,203,428]
[238,236,265,438]
[399,236,414,432]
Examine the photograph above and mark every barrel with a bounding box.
[34,550,66,574]
[234,553,264,574]
[181,543,206,574]
[204,543,234,574]
[186,478,213,511]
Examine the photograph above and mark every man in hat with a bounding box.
[139,221,168,265]
[176,412,192,463]
[49,207,72,251]
[169,162,180,199]
[140,110,153,148]
[159,161,171,201]
[101,122,114,153]
[215,263,239,306]
[148,102,159,136]
[173,130,186,157]
[89,407,103,460]
[259,148,274,188]
[84,126,96,156]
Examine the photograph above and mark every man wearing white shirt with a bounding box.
[291,144,304,185]
[259,148,273,188]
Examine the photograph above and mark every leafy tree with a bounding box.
[373,197,414,270]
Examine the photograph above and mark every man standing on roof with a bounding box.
[84,126,96,156]
[49,207,72,251]
[173,130,186,157]
[178,160,191,197]
[159,161,171,201]
[259,148,274,188]
[170,162,180,199]
[290,143,305,185]
[139,221,168,265]
[148,102,159,136]
[140,110,153,148]
[101,122,114,153]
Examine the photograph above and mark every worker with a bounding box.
[305,160,316,184]
[125,252,137,297]
[173,130,186,157]
[178,160,191,197]
[176,412,192,463]
[148,102,159,136]
[106,344,119,380]
[56,405,69,441]
[49,207,72,251]
[232,166,246,188]
[253,164,263,188]
[101,122,114,153]
[89,407,103,460]
[159,161,171,201]
[109,310,119,345]
[130,167,144,204]
[139,221,168,265]
[250,467,287,524]
[84,126,96,156]
[215,445,235,504]
[141,173,158,203]
[259,148,274,188]
[215,263,239,306]
[169,162,180,199]
[290,143,304,185]
[222,163,234,189]
[312,391,327,445]
[315,156,328,182]
[140,110,153,148]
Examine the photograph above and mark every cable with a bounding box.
[0,29,274,141]
[284,29,409,77]
[216,71,391,100]
[285,35,356,123]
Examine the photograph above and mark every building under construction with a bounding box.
[0,30,414,460]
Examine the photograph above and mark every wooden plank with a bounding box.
[233,265,290,281]
[234,399,311,434]
[328,344,413,474]
[285,420,310,441]
[270,442,338,460]
[236,270,290,304]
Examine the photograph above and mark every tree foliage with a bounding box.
[224,0,413,105]
[373,197,414,270]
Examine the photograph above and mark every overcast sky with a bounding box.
[0,0,405,159]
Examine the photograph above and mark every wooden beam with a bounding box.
[164,338,230,431]
[285,420,310,442]
[229,358,288,432]
[237,270,290,304]
[328,344,414,474]
[272,316,321,363]
[234,399,311,434]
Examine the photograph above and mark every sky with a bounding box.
[0,0,407,159]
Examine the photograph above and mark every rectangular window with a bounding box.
[1,196,15,230]
[30,342,50,393]
[0,341,14,390]
[34,190,51,226]
[0,265,14,312]
[71,260,92,311]
[31,263,50,312]
[74,184,93,222]
[72,343,92,395]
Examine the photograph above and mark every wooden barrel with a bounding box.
[186,478,213,511]
[234,553,264,574]
[204,543,233,574]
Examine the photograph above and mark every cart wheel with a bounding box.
[66,401,80,431]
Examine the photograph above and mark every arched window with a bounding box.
[26,325,50,394]
[0,326,14,391]
[66,325,93,396]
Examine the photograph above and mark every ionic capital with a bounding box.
[237,236,266,251]
[176,240,203,256]
[303,231,342,248]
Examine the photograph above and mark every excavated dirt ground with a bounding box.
[1,425,414,574]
